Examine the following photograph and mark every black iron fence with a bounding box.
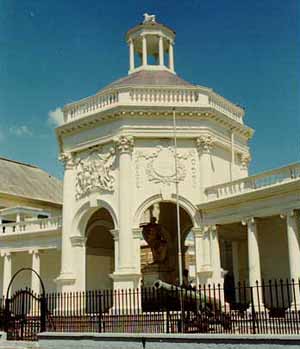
[1,279,300,340]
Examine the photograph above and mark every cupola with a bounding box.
[125,14,176,75]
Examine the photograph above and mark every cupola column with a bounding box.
[142,35,148,66]
[159,35,164,66]
[169,40,174,72]
[129,39,135,71]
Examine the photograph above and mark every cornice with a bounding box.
[57,106,253,141]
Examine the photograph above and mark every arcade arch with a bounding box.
[85,208,115,290]
[139,201,194,286]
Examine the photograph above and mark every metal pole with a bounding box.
[172,108,183,287]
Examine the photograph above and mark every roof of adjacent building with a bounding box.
[100,70,195,92]
[0,157,62,205]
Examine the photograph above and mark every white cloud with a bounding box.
[9,125,32,136]
[48,107,64,126]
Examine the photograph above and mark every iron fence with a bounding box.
[1,279,300,340]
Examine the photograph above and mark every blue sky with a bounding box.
[0,0,299,179]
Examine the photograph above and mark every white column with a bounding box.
[129,39,135,71]
[196,135,214,201]
[2,252,12,297]
[232,241,240,302]
[142,35,147,66]
[282,211,300,306]
[159,35,164,66]
[168,40,174,72]
[56,153,76,292]
[29,249,40,294]
[210,225,222,283]
[286,211,300,281]
[243,218,264,309]
[132,228,142,273]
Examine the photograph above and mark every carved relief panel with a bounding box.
[135,143,196,191]
[75,146,116,200]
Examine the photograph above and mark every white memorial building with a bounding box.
[0,15,299,307]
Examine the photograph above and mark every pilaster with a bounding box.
[56,152,77,292]
[70,236,87,292]
[115,135,135,271]
[196,135,214,201]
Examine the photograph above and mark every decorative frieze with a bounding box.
[75,147,116,200]
[196,135,214,154]
[115,135,134,153]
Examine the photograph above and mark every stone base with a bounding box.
[142,264,175,287]
[110,271,141,290]
[55,272,76,292]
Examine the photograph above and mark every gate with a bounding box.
[4,268,46,341]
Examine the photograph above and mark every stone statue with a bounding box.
[143,13,156,24]
[142,217,168,264]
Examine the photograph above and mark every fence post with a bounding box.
[98,290,102,333]
[250,286,256,334]
[4,297,10,334]
[40,295,46,332]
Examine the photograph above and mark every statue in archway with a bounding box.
[142,217,168,264]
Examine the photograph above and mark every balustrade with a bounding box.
[63,86,244,124]
[206,163,300,200]
[0,216,62,235]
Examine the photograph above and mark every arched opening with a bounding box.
[85,208,115,290]
[140,202,193,287]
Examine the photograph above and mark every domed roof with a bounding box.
[99,70,195,92]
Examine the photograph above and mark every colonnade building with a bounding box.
[0,15,299,309]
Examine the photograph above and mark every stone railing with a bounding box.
[0,216,62,235]
[63,86,244,124]
[206,163,300,201]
